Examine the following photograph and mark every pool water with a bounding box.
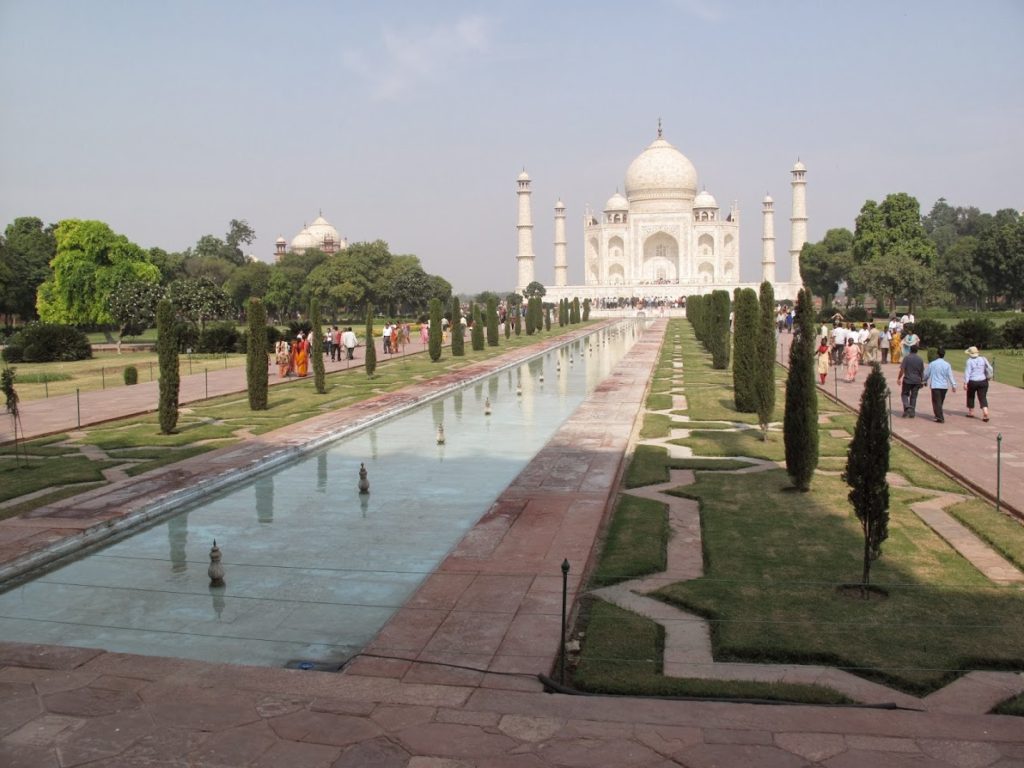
[0,323,644,667]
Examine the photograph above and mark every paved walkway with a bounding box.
[1,321,1023,766]
[779,333,1024,519]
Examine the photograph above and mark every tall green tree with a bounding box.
[842,363,890,593]
[166,277,231,331]
[310,298,326,393]
[450,296,464,356]
[0,216,55,323]
[732,288,759,412]
[108,280,164,353]
[364,303,377,377]
[582,298,591,321]
[799,228,854,308]
[428,298,443,361]
[783,288,818,491]
[709,290,731,369]
[246,298,269,410]
[471,303,485,351]
[486,296,499,346]
[156,299,180,434]
[36,220,160,327]
[755,281,777,440]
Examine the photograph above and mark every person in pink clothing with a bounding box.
[843,338,861,382]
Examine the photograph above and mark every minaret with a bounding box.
[553,198,567,287]
[789,159,807,285]
[516,170,535,291]
[761,194,776,284]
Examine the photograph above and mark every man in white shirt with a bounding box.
[342,327,358,360]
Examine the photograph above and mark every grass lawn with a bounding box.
[0,456,121,504]
[580,317,1024,701]
[591,495,667,587]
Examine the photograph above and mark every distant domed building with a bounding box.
[515,123,807,303]
[274,212,347,261]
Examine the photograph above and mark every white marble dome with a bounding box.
[792,159,806,172]
[694,189,718,209]
[624,136,698,207]
[604,191,629,211]
[290,229,316,251]
[306,215,340,248]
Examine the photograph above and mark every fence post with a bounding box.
[76,388,81,428]
[101,367,105,390]
[996,433,1003,514]
[560,558,570,684]
[205,368,209,399]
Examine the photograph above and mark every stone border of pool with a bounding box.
[0,320,633,588]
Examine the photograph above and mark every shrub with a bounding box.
[174,320,199,353]
[471,303,485,351]
[1002,317,1024,349]
[948,316,1000,350]
[910,318,948,350]
[732,288,759,412]
[1,323,92,363]
[428,298,443,361]
[123,365,138,385]
[197,322,239,354]
[450,297,464,355]
[582,298,591,321]
[486,297,499,346]
[845,306,869,322]
[783,289,818,491]
[310,298,325,394]
[364,303,377,377]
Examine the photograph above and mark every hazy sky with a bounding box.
[1,1,1021,294]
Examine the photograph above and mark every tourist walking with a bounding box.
[897,344,925,418]
[843,338,861,383]
[890,328,903,365]
[964,346,993,421]
[342,327,357,360]
[901,325,920,361]
[816,339,831,385]
[923,347,957,423]
[291,334,309,377]
[879,327,891,364]
[275,340,290,378]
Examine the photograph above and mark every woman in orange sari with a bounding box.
[889,328,902,364]
[291,334,309,377]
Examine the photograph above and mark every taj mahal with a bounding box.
[516,126,806,304]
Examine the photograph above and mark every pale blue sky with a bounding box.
[1,0,1021,293]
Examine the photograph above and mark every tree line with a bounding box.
[800,194,1024,312]
[0,217,455,338]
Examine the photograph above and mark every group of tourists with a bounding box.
[273,327,360,377]
[809,312,995,424]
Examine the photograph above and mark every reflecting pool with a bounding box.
[0,322,645,668]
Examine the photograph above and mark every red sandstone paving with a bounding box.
[2,321,1024,765]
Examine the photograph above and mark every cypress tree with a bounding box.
[582,298,591,321]
[428,298,443,361]
[710,290,731,369]
[732,288,759,412]
[783,288,819,491]
[246,298,269,410]
[513,311,521,336]
[544,305,551,331]
[505,311,511,338]
[486,297,499,346]
[755,281,777,440]
[571,297,581,323]
[525,297,536,335]
[471,303,485,350]
[157,299,179,434]
[310,297,326,393]
[364,303,377,377]
[451,297,465,356]
[843,363,891,593]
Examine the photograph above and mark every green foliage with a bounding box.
[783,288,818,490]
[525,297,535,335]
[513,311,521,336]
[1002,317,1024,348]
[0,323,92,363]
[108,279,164,344]
[582,297,591,321]
[731,288,759,412]
[364,303,377,377]
[948,316,1000,349]
[524,280,546,298]
[450,296,464,356]
[544,306,551,331]
[470,303,485,351]
[843,363,890,588]
[504,312,511,338]
[166,277,231,331]
[196,322,239,353]
[591,495,668,586]
[428,298,443,362]
[709,290,731,369]
[1,216,55,321]
[310,297,325,393]
[800,228,854,307]
[485,296,499,346]
[571,297,581,323]
[1,366,19,420]
[156,299,179,434]
[909,318,948,350]
[755,281,777,437]
[123,366,138,386]
[246,298,268,409]
[36,219,160,326]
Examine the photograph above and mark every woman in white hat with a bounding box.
[963,346,993,421]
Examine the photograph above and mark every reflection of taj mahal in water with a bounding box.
[517,125,806,303]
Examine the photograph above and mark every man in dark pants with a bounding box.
[897,344,925,418]
[923,347,957,423]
